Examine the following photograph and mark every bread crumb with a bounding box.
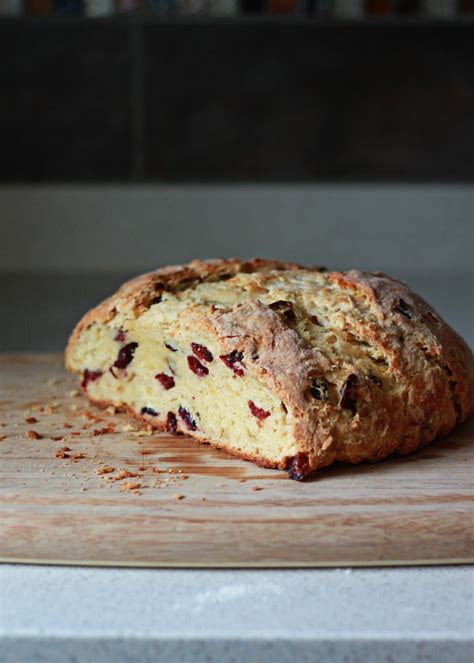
[71,432,81,437]
[55,447,71,459]
[0,434,6,441]
[252,486,263,492]
[122,423,139,432]
[174,494,185,500]
[133,430,154,437]
[93,425,115,436]
[83,410,102,423]
[68,390,80,397]
[51,436,64,441]
[27,430,42,440]
[63,423,73,429]
[47,402,60,410]
[109,470,139,482]
[96,466,115,475]
[71,453,85,461]
[25,416,38,424]
[120,481,142,492]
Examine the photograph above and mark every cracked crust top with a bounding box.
[66,258,474,476]
[66,259,311,360]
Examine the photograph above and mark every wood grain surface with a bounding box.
[0,354,473,567]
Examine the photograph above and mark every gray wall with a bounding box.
[1,184,473,350]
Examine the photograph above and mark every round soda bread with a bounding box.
[65,258,474,480]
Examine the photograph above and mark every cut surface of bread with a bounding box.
[65,258,474,480]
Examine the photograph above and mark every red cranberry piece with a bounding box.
[191,342,213,363]
[287,452,310,481]
[165,342,177,352]
[269,300,296,322]
[220,350,245,377]
[339,374,359,415]
[155,373,175,390]
[178,406,197,431]
[114,328,126,342]
[187,355,209,377]
[248,400,271,420]
[81,369,102,389]
[141,407,158,416]
[166,411,178,434]
[113,342,138,369]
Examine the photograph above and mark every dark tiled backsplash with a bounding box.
[1,20,474,182]
[0,22,132,180]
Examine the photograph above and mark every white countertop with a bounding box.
[1,565,473,662]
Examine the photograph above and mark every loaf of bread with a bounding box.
[66,259,474,480]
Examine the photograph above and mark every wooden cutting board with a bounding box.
[0,353,473,567]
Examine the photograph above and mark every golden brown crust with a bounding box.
[65,258,309,371]
[330,270,474,422]
[66,259,474,479]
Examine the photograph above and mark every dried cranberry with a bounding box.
[81,369,102,389]
[165,342,177,352]
[310,378,328,401]
[191,342,213,363]
[220,350,245,377]
[288,453,310,481]
[178,406,197,431]
[394,298,413,319]
[141,407,158,416]
[187,355,209,377]
[340,374,359,415]
[155,373,175,390]
[113,342,138,369]
[166,411,178,434]
[248,400,271,420]
[114,328,126,342]
[269,300,296,322]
